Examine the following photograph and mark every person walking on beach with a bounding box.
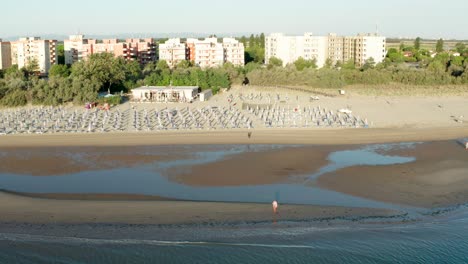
[272,200,278,214]
[248,132,252,139]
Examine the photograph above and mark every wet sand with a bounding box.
[169,145,343,186]
[0,146,186,176]
[317,141,468,208]
[0,191,399,225]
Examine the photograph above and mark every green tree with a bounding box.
[268,57,283,69]
[341,59,356,70]
[260,33,265,49]
[57,44,65,65]
[399,42,405,52]
[323,58,333,69]
[249,34,255,48]
[455,42,466,54]
[436,38,444,53]
[25,58,40,76]
[293,57,317,71]
[49,64,71,78]
[361,57,376,71]
[71,52,126,93]
[176,60,193,69]
[414,37,421,50]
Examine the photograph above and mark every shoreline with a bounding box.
[0,191,400,226]
[317,141,468,208]
[0,126,468,147]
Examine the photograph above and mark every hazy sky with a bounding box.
[2,0,467,39]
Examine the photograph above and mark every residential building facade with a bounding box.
[11,37,57,74]
[160,37,245,68]
[0,39,12,70]
[222,38,245,66]
[158,38,188,68]
[186,38,224,68]
[265,33,386,68]
[64,35,157,65]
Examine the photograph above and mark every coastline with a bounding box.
[0,191,399,225]
[317,141,468,208]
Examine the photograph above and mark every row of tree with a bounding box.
[0,53,233,107]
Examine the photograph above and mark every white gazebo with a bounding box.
[131,85,199,103]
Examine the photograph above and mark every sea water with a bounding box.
[1,207,468,263]
[1,143,466,263]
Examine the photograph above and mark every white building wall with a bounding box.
[64,35,85,65]
[361,35,386,65]
[222,38,244,66]
[188,38,224,68]
[266,33,328,67]
[12,37,56,74]
[159,38,187,68]
[265,33,386,68]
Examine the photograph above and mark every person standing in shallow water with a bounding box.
[272,200,278,214]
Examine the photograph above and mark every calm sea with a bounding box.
[1,207,468,264]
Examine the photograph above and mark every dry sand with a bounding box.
[317,141,468,208]
[0,191,398,225]
[0,126,468,148]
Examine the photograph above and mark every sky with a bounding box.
[2,0,468,39]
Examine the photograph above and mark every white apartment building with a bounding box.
[265,33,386,68]
[159,38,188,68]
[64,35,85,64]
[353,33,386,66]
[222,38,245,66]
[265,33,328,67]
[11,37,57,74]
[0,39,12,70]
[187,38,224,68]
[159,37,244,69]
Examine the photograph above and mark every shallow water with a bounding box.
[1,207,468,264]
[0,144,416,211]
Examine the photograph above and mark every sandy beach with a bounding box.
[0,92,467,226]
[0,191,398,225]
[0,126,468,148]
[317,141,468,208]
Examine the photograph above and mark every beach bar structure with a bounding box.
[131,86,199,103]
[199,89,213,102]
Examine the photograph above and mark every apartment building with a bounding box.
[265,33,386,68]
[222,38,245,66]
[11,37,57,74]
[352,33,386,67]
[158,38,188,68]
[265,33,328,67]
[159,37,245,69]
[0,39,12,70]
[64,35,157,65]
[187,38,224,68]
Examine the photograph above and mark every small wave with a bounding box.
[0,233,318,249]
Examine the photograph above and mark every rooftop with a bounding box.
[133,86,199,91]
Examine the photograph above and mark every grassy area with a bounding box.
[336,84,468,97]
[237,84,468,97]
[387,39,468,51]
